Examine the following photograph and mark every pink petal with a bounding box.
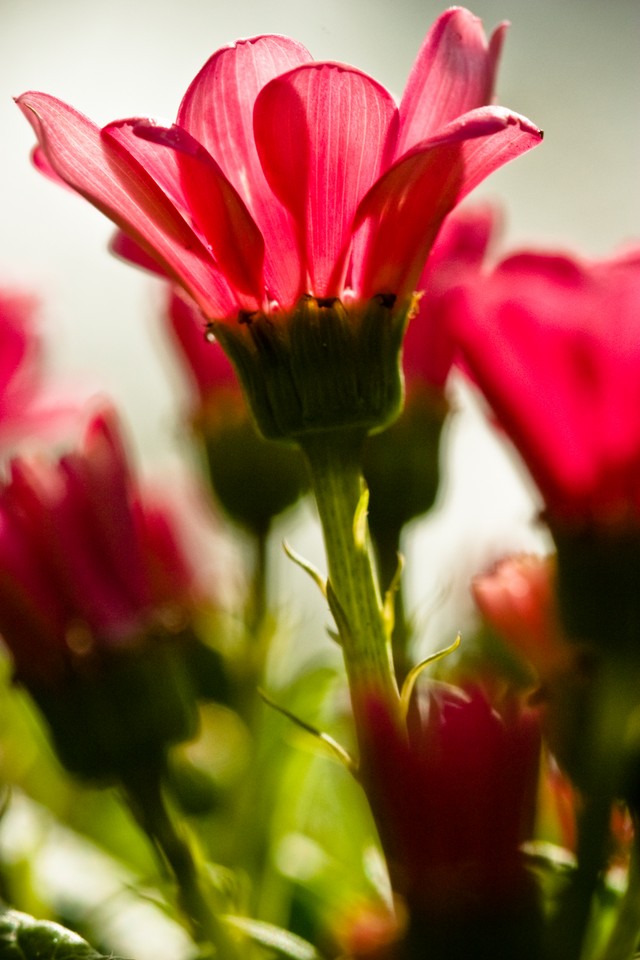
[139,500,197,607]
[102,118,242,315]
[397,8,508,157]
[167,290,239,400]
[0,502,67,679]
[0,388,90,446]
[354,107,542,301]
[52,408,152,632]
[0,293,38,400]
[110,230,169,277]
[453,253,640,517]
[178,35,312,307]
[403,204,498,387]
[17,93,234,318]
[254,62,398,297]
[131,121,265,306]
[50,458,143,635]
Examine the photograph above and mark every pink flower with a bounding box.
[0,405,204,686]
[472,553,572,680]
[403,203,498,390]
[17,9,541,323]
[360,684,540,916]
[0,289,84,446]
[452,249,640,525]
[166,290,241,419]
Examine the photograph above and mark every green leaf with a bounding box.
[224,915,325,960]
[258,689,357,775]
[0,909,130,960]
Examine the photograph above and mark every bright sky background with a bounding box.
[1,0,639,648]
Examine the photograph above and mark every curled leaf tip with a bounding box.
[400,632,462,719]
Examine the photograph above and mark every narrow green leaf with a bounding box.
[382,552,404,637]
[352,485,369,551]
[224,915,325,960]
[400,633,461,719]
[282,540,327,598]
[258,689,357,775]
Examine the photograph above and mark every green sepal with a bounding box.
[0,908,129,960]
[213,294,413,441]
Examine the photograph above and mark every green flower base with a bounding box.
[212,294,415,441]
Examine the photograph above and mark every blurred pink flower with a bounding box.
[452,249,640,524]
[166,289,240,417]
[18,8,541,322]
[403,203,498,390]
[472,553,572,680]
[0,405,205,685]
[0,289,83,446]
[361,683,540,914]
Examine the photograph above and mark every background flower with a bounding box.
[0,404,208,686]
[0,288,87,448]
[452,248,640,525]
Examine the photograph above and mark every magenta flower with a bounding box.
[472,554,570,680]
[17,9,540,324]
[167,290,241,417]
[452,249,640,525]
[0,289,84,446]
[0,405,204,686]
[403,203,498,390]
[360,684,540,943]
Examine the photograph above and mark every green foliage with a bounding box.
[0,908,129,960]
[224,916,325,960]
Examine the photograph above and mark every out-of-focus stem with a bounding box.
[122,765,239,959]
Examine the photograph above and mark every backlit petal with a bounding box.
[354,107,542,300]
[110,230,168,276]
[17,92,233,318]
[131,121,265,306]
[397,8,508,156]
[403,204,498,387]
[178,35,312,305]
[453,253,640,518]
[254,62,398,296]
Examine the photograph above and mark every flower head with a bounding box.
[472,553,573,680]
[360,682,541,944]
[18,10,541,439]
[452,248,640,526]
[18,11,539,318]
[0,404,204,687]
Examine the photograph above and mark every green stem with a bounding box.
[122,765,238,958]
[546,794,611,960]
[547,658,637,960]
[246,526,269,640]
[596,832,640,960]
[300,430,400,739]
